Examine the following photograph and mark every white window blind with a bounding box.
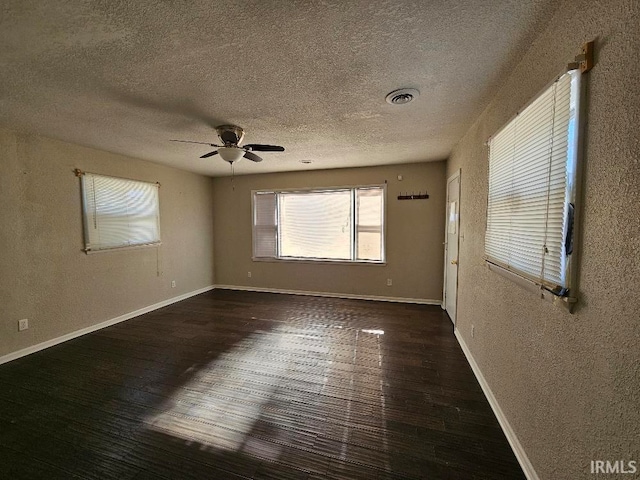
[252,185,385,263]
[253,192,277,258]
[81,173,161,252]
[485,70,579,290]
[279,190,352,260]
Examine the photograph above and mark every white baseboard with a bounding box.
[454,329,539,480]
[214,284,441,305]
[0,285,215,366]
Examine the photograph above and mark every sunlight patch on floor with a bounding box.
[144,325,295,454]
[142,320,390,467]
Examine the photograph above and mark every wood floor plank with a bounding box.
[0,290,524,479]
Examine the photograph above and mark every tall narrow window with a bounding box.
[80,173,161,252]
[356,187,384,261]
[253,192,277,258]
[253,185,385,263]
[485,70,581,294]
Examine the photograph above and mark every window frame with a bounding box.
[252,184,387,265]
[484,68,584,308]
[79,172,161,254]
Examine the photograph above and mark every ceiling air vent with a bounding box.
[385,88,420,105]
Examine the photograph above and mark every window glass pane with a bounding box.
[279,190,351,260]
[356,188,383,261]
[357,232,381,261]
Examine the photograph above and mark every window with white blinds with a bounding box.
[253,185,385,262]
[253,192,277,258]
[485,70,580,293]
[356,187,384,261]
[80,173,161,252]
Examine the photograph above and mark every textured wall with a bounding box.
[447,0,640,478]
[212,162,446,302]
[0,128,215,358]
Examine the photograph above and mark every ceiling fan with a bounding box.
[171,125,285,164]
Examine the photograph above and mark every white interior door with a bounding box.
[443,170,460,324]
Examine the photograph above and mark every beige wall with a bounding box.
[0,128,215,358]
[212,162,446,301]
[447,1,639,478]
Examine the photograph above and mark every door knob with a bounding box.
[451,259,458,265]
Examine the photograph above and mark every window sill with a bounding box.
[252,257,386,266]
[84,242,161,255]
[486,261,577,313]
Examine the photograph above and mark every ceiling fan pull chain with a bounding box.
[231,163,235,191]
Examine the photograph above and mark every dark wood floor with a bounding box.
[0,290,524,479]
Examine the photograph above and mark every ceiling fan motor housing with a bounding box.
[216,125,245,145]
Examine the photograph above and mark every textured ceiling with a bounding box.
[1,0,557,176]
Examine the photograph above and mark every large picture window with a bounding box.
[485,70,581,296]
[80,172,161,252]
[253,185,385,263]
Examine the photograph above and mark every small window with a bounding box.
[80,173,161,252]
[485,70,581,296]
[253,185,385,263]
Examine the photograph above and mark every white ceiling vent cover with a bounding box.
[385,88,420,105]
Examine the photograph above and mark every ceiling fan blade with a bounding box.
[171,139,219,146]
[200,150,219,158]
[244,144,285,152]
[243,151,263,162]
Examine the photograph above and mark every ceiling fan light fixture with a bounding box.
[218,146,245,164]
[385,88,420,105]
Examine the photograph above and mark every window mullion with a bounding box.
[276,193,281,258]
[351,188,356,261]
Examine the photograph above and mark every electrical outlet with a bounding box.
[171,280,176,288]
[386,278,392,286]
[18,319,29,331]
[247,271,252,278]
[471,325,475,338]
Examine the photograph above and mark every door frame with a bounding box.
[442,169,461,324]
